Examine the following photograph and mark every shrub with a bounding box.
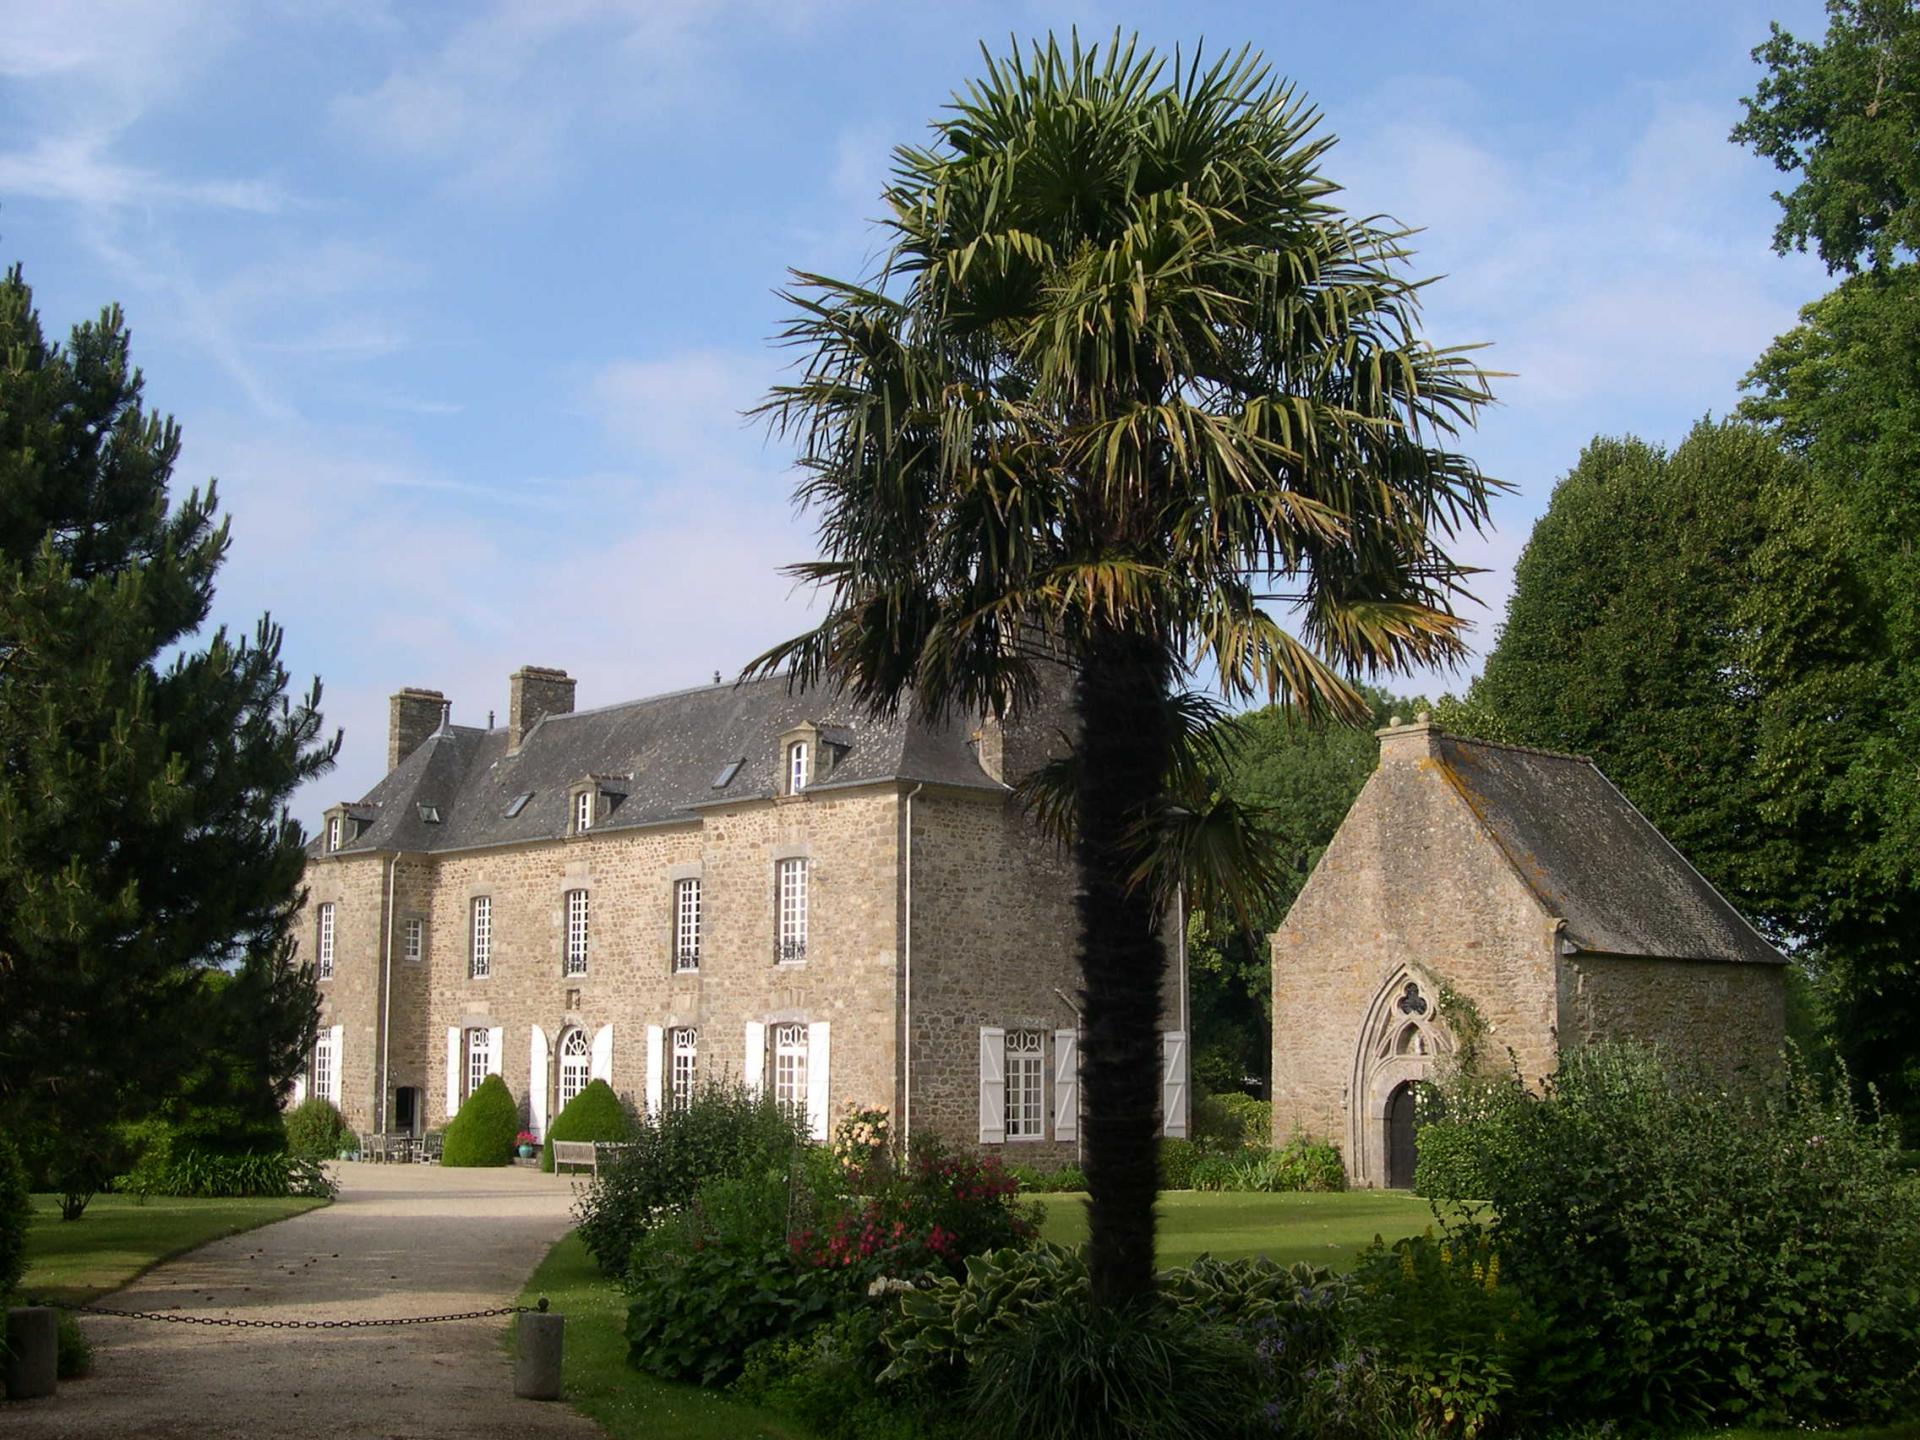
[1187,1141,1346,1193]
[1216,1092,1273,1147]
[0,1137,28,1301]
[440,1074,519,1167]
[1158,1138,1198,1190]
[574,1081,809,1274]
[626,1238,838,1386]
[1348,1231,1561,1437]
[117,1145,334,1199]
[791,1139,1038,1283]
[1189,1090,1249,1153]
[55,1310,92,1378]
[964,1296,1260,1440]
[283,1098,352,1160]
[1159,1254,1350,1331]
[1429,1044,1920,1428]
[539,1079,633,1172]
[732,1307,934,1440]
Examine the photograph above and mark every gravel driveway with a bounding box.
[6,1162,605,1439]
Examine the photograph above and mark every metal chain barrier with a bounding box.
[21,1296,551,1330]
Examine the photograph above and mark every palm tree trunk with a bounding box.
[1073,625,1172,1309]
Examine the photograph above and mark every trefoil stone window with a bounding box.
[558,1027,590,1111]
[1005,1029,1045,1140]
[673,878,701,971]
[670,1026,698,1109]
[776,858,808,963]
[564,889,590,977]
[317,903,335,981]
[469,896,492,980]
[772,1022,808,1112]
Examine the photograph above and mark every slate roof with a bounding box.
[1432,733,1783,965]
[318,675,1001,857]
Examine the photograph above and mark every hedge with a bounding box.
[441,1075,519,1167]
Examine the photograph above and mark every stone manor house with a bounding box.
[292,665,1189,1164]
[1271,716,1786,1188]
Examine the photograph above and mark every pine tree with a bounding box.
[0,264,337,1215]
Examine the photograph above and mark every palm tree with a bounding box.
[751,33,1499,1308]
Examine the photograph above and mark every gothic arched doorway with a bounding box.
[1385,1081,1419,1189]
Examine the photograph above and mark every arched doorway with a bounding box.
[1385,1081,1419,1189]
[557,1027,590,1113]
[1349,970,1452,1189]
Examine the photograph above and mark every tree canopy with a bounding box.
[753,33,1496,1304]
[1733,0,1920,272]
[0,265,335,1210]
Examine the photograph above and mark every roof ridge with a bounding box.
[1443,732,1594,767]
[509,672,791,729]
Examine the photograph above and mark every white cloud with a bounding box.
[0,133,292,214]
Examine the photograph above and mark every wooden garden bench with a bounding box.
[550,1140,600,1176]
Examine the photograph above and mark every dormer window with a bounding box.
[788,740,810,793]
[574,789,594,834]
[326,815,341,852]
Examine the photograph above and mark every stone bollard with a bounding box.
[4,1306,59,1401]
[514,1300,563,1401]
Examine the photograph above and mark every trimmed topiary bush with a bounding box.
[540,1079,633,1172]
[1158,1137,1198,1189]
[441,1075,518,1167]
[284,1097,353,1160]
[0,1136,29,1301]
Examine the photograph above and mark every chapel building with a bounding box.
[293,665,1190,1164]
[1270,716,1785,1188]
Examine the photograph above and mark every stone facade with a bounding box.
[1271,718,1785,1188]
[294,667,1188,1164]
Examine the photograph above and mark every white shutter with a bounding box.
[978,1027,1006,1144]
[1053,1029,1079,1142]
[644,1024,664,1116]
[487,1026,504,1078]
[445,1027,461,1116]
[327,1025,344,1106]
[590,1024,613,1084]
[530,1026,550,1140]
[743,1021,765,1094]
[805,1021,831,1142]
[1161,1031,1189,1139]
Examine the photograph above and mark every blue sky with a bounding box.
[1,0,1831,828]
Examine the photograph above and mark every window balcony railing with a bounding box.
[775,938,808,964]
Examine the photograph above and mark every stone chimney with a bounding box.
[1376,711,1439,765]
[388,688,447,772]
[509,666,576,753]
[974,657,1077,787]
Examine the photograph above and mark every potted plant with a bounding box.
[515,1130,537,1160]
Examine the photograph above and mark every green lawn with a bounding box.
[1033,1189,1432,1269]
[21,1192,328,1304]
[513,1231,817,1440]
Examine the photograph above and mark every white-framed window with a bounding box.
[469,896,491,979]
[574,789,594,834]
[402,917,423,963]
[670,1026,698,1109]
[776,858,808,963]
[312,1029,335,1102]
[465,1026,493,1100]
[564,889,590,977]
[673,878,701,971]
[788,740,810,793]
[316,903,335,981]
[1006,1029,1045,1140]
[326,815,341,852]
[557,1027,590,1111]
[772,1023,808,1112]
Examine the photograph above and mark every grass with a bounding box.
[20,1192,328,1304]
[512,1231,817,1440]
[1033,1188,1433,1269]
